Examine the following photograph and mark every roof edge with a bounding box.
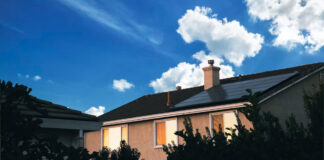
[259,65,324,104]
[102,101,248,126]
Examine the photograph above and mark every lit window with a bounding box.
[154,119,177,147]
[103,126,128,150]
[210,112,238,138]
[212,115,224,133]
[121,126,127,143]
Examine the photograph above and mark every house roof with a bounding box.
[173,72,298,109]
[99,62,324,122]
[19,96,98,121]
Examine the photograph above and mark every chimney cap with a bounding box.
[208,59,214,66]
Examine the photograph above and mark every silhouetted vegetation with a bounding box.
[92,141,141,160]
[163,88,323,160]
[1,81,141,160]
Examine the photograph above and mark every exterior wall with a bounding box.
[87,111,252,159]
[128,110,250,160]
[260,73,321,128]
[84,130,101,153]
[128,120,166,160]
[238,112,253,130]
[177,113,210,144]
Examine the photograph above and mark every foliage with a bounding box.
[163,88,323,160]
[1,80,141,160]
[92,141,141,160]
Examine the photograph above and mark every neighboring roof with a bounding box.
[99,62,324,122]
[19,96,98,121]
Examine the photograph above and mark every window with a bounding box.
[102,125,128,150]
[212,114,224,133]
[210,112,237,137]
[154,119,177,147]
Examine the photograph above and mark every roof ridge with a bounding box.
[150,62,323,94]
[223,62,323,80]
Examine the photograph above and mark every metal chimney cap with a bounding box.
[208,60,214,66]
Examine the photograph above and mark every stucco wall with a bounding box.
[260,73,320,128]
[84,130,101,153]
[128,120,166,160]
[177,113,210,144]
[127,110,251,160]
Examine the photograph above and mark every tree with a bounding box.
[1,80,142,160]
[1,81,43,159]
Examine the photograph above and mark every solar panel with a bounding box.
[173,72,298,109]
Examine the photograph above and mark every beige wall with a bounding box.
[128,120,166,160]
[260,73,320,128]
[85,111,251,159]
[84,130,101,153]
[128,110,252,160]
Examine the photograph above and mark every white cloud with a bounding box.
[245,0,324,53]
[177,6,264,66]
[85,106,105,117]
[150,51,234,93]
[113,79,134,92]
[25,74,30,78]
[150,6,263,93]
[33,75,42,81]
[58,0,162,45]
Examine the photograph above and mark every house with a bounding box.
[84,62,324,160]
[19,97,101,148]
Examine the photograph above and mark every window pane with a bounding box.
[121,126,127,143]
[156,122,166,145]
[213,115,224,133]
[166,120,177,145]
[109,127,121,150]
[103,129,109,147]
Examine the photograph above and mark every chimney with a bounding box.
[202,60,220,90]
[176,86,182,91]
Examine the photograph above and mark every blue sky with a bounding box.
[1,0,323,115]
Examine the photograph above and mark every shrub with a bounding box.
[92,141,141,160]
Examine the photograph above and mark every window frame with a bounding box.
[101,124,128,149]
[209,111,238,136]
[153,118,178,148]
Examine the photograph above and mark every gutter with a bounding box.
[102,101,247,126]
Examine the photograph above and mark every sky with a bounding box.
[1,0,323,116]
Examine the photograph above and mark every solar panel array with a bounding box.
[173,72,297,109]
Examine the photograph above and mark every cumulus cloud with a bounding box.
[85,106,105,116]
[33,75,42,81]
[150,6,263,93]
[113,79,134,92]
[149,51,234,93]
[177,6,264,66]
[245,0,324,53]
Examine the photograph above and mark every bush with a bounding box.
[163,88,323,160]
[92,141,141,160]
